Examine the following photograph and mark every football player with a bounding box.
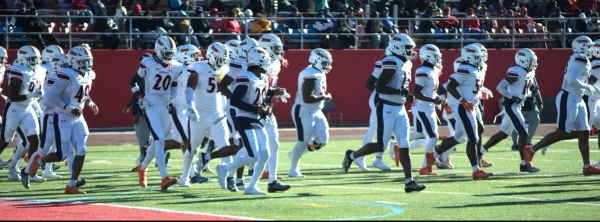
[424,44,493,180]
[131,36,186,190]
[480,49,541,173]
[590,40,600,167]
[28,46,98,194]
[0,46,7,167]
[524,36,600,175]
[126,53,153,172]
[40,45,64,73]
[288,49,333,177]
[470,43,494,168]
[342,34,426,193]
[413,44,445,175]
[216,47,288,194]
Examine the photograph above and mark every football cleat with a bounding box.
[268,180,291,193]
[372,158,391,171]
[435,159,452,169]
[520,164,540,173]
[190,173,209,183]
[197,152,209,176]
[481,159,493,167]
[342,150,354,173]
[202,163,214,173]
[404,181,426,193]
[425,151,436,171]
[445,157,454,169]
[394,144,400,167]
[160,176,178,190]
[65,185,86,194]
[583,165,600,176]
[236,180,246,190]
[226,177,239,192]
[132,167,137,172]
[511,145,519,151]
[28,154,43,177]
[20,168,30,189]
[419,167,438,175]
[137,164,147,187]
[472,169,493,179]
[8,161,21,181]
[76,178,86,188]
[41,163,60,171]
[43,169,61,178]
[0,159,8,168]
[523,146,536,168]
[216,164,227,189]
[541,144,550,155]
[288,170,305,178]
[179,177,191,187]
[31,174,46,183]
[261,171,282,179]
[244,186,267,195]
[354,156,370,171]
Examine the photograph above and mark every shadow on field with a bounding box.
[435,195,600,208]
[490,189,597,196]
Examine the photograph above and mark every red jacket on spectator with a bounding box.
[462,15,480,29]
[518,15,536,31]
[72,0,87,10]
[439,15,459,29]
[223,19,241,33]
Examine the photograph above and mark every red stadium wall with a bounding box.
[3,49,571,129]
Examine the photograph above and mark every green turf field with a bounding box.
[1,136,600,220]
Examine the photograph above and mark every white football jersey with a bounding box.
[295,66,327,110]
[40,63,51,75]
[506,66,535,100]
[562,53,591,97]
[188,61,225,113]
[0,66,5,86]
[453,64,483,105]
[444,74,458,107]
[225,59,246,107]
[233,71,268,119]
[415,66,441,110]
[266,59,281,88]
[52,67,95,116]
[137,57,185,106]
[6,64,46,107]
[379,56,412,104]
[41,73,58,115]
[585,59,600,98]
[172,68,189,108]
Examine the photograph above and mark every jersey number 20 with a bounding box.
[152,74,172,91]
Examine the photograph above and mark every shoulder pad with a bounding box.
[591,60,600,70]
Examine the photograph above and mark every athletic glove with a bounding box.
[25,91,43,99]
[406,93,415,104]
[443,104,453,115]
[138,98,149,109]
[163,94,173,103]
[481,87,493,100]
[459,98,475,112]
[399,88,410,97]
[188,101,200,122]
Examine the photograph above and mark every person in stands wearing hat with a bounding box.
[487,0,507,15]
[505,9,517,29]
[462,7,480,29]
[517,7,537,32]
[380,7,399,34]
[315,0,329,14]
[547,7,566,47]
[287,7,304,29]
[439,6,460,30]
[190,6,215,49]
[223,10,242,40]
[420,5,438,36]
[492,8,507,28]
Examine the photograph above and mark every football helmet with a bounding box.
[42,45,64,65]
[68,46,93,72]
[460,45,484,67]
[515,48,538,71]
[154,36,177,64]
[308,48,332,74]
[573,36,594,58]
[238,38,259,59]
[50,53,69,74]
[176,44,202,66]
[258,34,284,60]
[387,34,416,61]
[246,47,271,70]
[419,44,442,68]
[0,46,7,66]
[206,42,228,69]
[225,40,241,60]
[17,45,41,69]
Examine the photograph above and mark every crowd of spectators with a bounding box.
[3,0,600,49]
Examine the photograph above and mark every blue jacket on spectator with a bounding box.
[131,78,146,116]
[287,13,304,29]
[87,0,107,23]
[170,0,182,10]
[380,15,398,33]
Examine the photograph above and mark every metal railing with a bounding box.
[1,13,596,50]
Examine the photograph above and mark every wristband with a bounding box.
[458,97,464,102]
[137,94,143,100]
[88,100,96,108]
[131,86,140,94]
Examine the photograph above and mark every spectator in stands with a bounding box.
[54,0,74,23]
[492,8,507,28]
[223,11,242,40]
[420,5,438,33]
[345,7,356,28]
[365,10,390,49]
[95,11,121,49]
[505,9,517,29]
[158,11,175,32]
[315,0,329,14]
[126,5,143,49]
[462,7,480,29]
[174,11,201,47]
[376,0,390,13]
[209,0,227,12]
[459,0,474,12]
[208,8,224,32]
[191,7,214,48]
[250,12,284,38]
[380,7,399,33]
[589,13,600,31]
[575,13,588,35]
[330,0,349,12]
[126,0,159,9]
[179,0,193,11]
[170,0,182,11]
[7,0,24,8]
[279,0,293,12]
[241,9,254,32]
[487,0,505,15]
[518,7,536,32]
[439,6,460,30]
[570,9,583,32]
[544,0,557,17]
[264,0,278,17]
[287,7,304,29]
[110,0,128,30]
[577,0,597,12]
[246,0,265,15]
[354,1,364,13]
[10,5,28,28]
[322,6,334,19]
[87,0,108,23]
[314,11,337,48]
[25,8,64,49]
[473,0,483,14]
[527,0,544,23]
[333,14,356,49]
[478,6,491,31]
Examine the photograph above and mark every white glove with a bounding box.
[278,92,291,103]
[188,102,200,122]
[35,107,43,119]
[587,84,599,96]
[26,91,43,99]
[481,87,493,98]
[138,98,149,109]
[163,94,173,103]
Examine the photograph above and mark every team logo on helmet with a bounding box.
[578,39,590,43]
[181,48,189,52]
[211,45,219,52]
[518,52,526,56]
[240,42,247,46]
[392,37,402,41]
[466,48,476,53]
[261,38,272,42]
[229,43,238,47]
[46,49,54,53]
[426,47,435,51]
[316,51,326,58]
[52,58,60,61]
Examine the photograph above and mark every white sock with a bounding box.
[409,131,423,141]
[153,139,168,179]
[43,163,53,174]
[68,179,77,187]
[268,139,279,183]
[221,156,233,177]
[409,138,427,150]
[480,146,486,154]
[350,152,355,160]
[224,148,256,172]
[181,150,194,180]
[205,153,212,161]
[236,177,244,183]
[190,161,198,176]
[432,149,439,157]
[405,177,413,183]
[440,148,453,162]
[67,149,75,175]
[521,160,526,165]
[375,152,383,158]
[289,141,307,173]
[472,165,479,172]
[11,143,27,163]
[247,150,269,188]
[141,139,156,170]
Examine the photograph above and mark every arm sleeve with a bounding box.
[48,78,69,109]
[568,63,590,90]
[185,87,194,104]
[230,85,258,113]
[496,79,512,98]
[414,71,428,86]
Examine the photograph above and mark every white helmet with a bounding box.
[246,47,271,70]
[593,39,600,58]
[419,44,442,68]
[384,47,392,57]
[515,48,538,71]
[42,45,64,65]
[387,34,416,61]
[573,36,594,58]
[238,38,259,59]
[453,57,463,72]
[258,34,284,60]
[225,40,241,60]
[0,46,7,66]
[206,42,229,69]
[175,44,202,66]
[50,53,69,74]
[309,48,333,74]
[17,45,41,69]
[68,46,93,72]
[461,45,484,67]
[154,36,177,64]
[470,43,488,62]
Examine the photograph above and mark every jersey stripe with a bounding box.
[57,73,70,80]
[415,73,428,77]
[236,78,249,83]
[139,62,147,69]
[575,57,588,64]
[47,80,55,84]
[229,63,243,69]
[592,64,600,70]
[507,72,519,77]
[382,60,397,66]
[9,68,22,76]
[456,69,470,74]
[187,68,197,74]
